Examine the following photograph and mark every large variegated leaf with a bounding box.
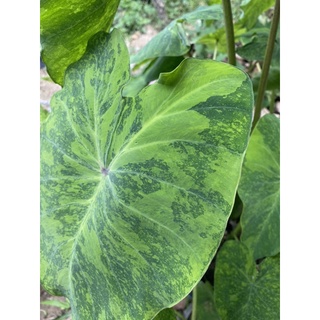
[238,114,280,259]
[214,241,280,320]
[41,29,253,319]
[40,0,120,85]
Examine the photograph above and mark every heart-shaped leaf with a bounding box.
[40,0,120,85]
[238,114,280,259]
[214,241,280,320]
[41,29,253,319]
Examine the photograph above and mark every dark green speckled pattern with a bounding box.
[41,29,253,319]
[239,114,280,260]
[214,241,280,320]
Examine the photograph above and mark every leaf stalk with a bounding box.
[191,284,198,320]
[252,0,280,130]
[222,0,236,66]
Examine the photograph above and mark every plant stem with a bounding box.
[252,0,280,130]
[228,222,242,240]
[269,90,276,113]
[222,0,236,66]
[191,285,198,320]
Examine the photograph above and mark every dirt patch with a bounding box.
[40,69,61,103]
[40,287,71,320]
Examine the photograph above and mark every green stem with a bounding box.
[252,0,280,130]
[227,222,242,240]
[222,0,236,66]
[213,44,218,60]
[269,90,276,113]
[191,284,198,320]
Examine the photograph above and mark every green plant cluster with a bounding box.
[40,0,280,319]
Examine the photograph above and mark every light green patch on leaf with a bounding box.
[131,5,223,65]
[196,281,221,320]
[40,0,120,85]
[239,114,280,259]
[214,241,280,320]
[41,29,253,319]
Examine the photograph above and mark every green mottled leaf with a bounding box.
[239,114,280,259]
[237,35,268,61]
[214,241,280,320]
[41,29,253,319]
[40,0,120,85]
[131,5,223,65]
[196,281,221,320]
[237,33,280,63]
[153,308,176,320]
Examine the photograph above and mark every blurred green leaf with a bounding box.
[239,0,275,29]
[252,67,280,92]
[237,35,268,61]
[131,5,224,65]
[196,281,221,320]
[153,308,177,320]
[237,33,279,64]
[131,22,189,65]
[196,25,246,52]
[178,5,223,22]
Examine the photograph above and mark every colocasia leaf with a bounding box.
[41,29,253,319]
